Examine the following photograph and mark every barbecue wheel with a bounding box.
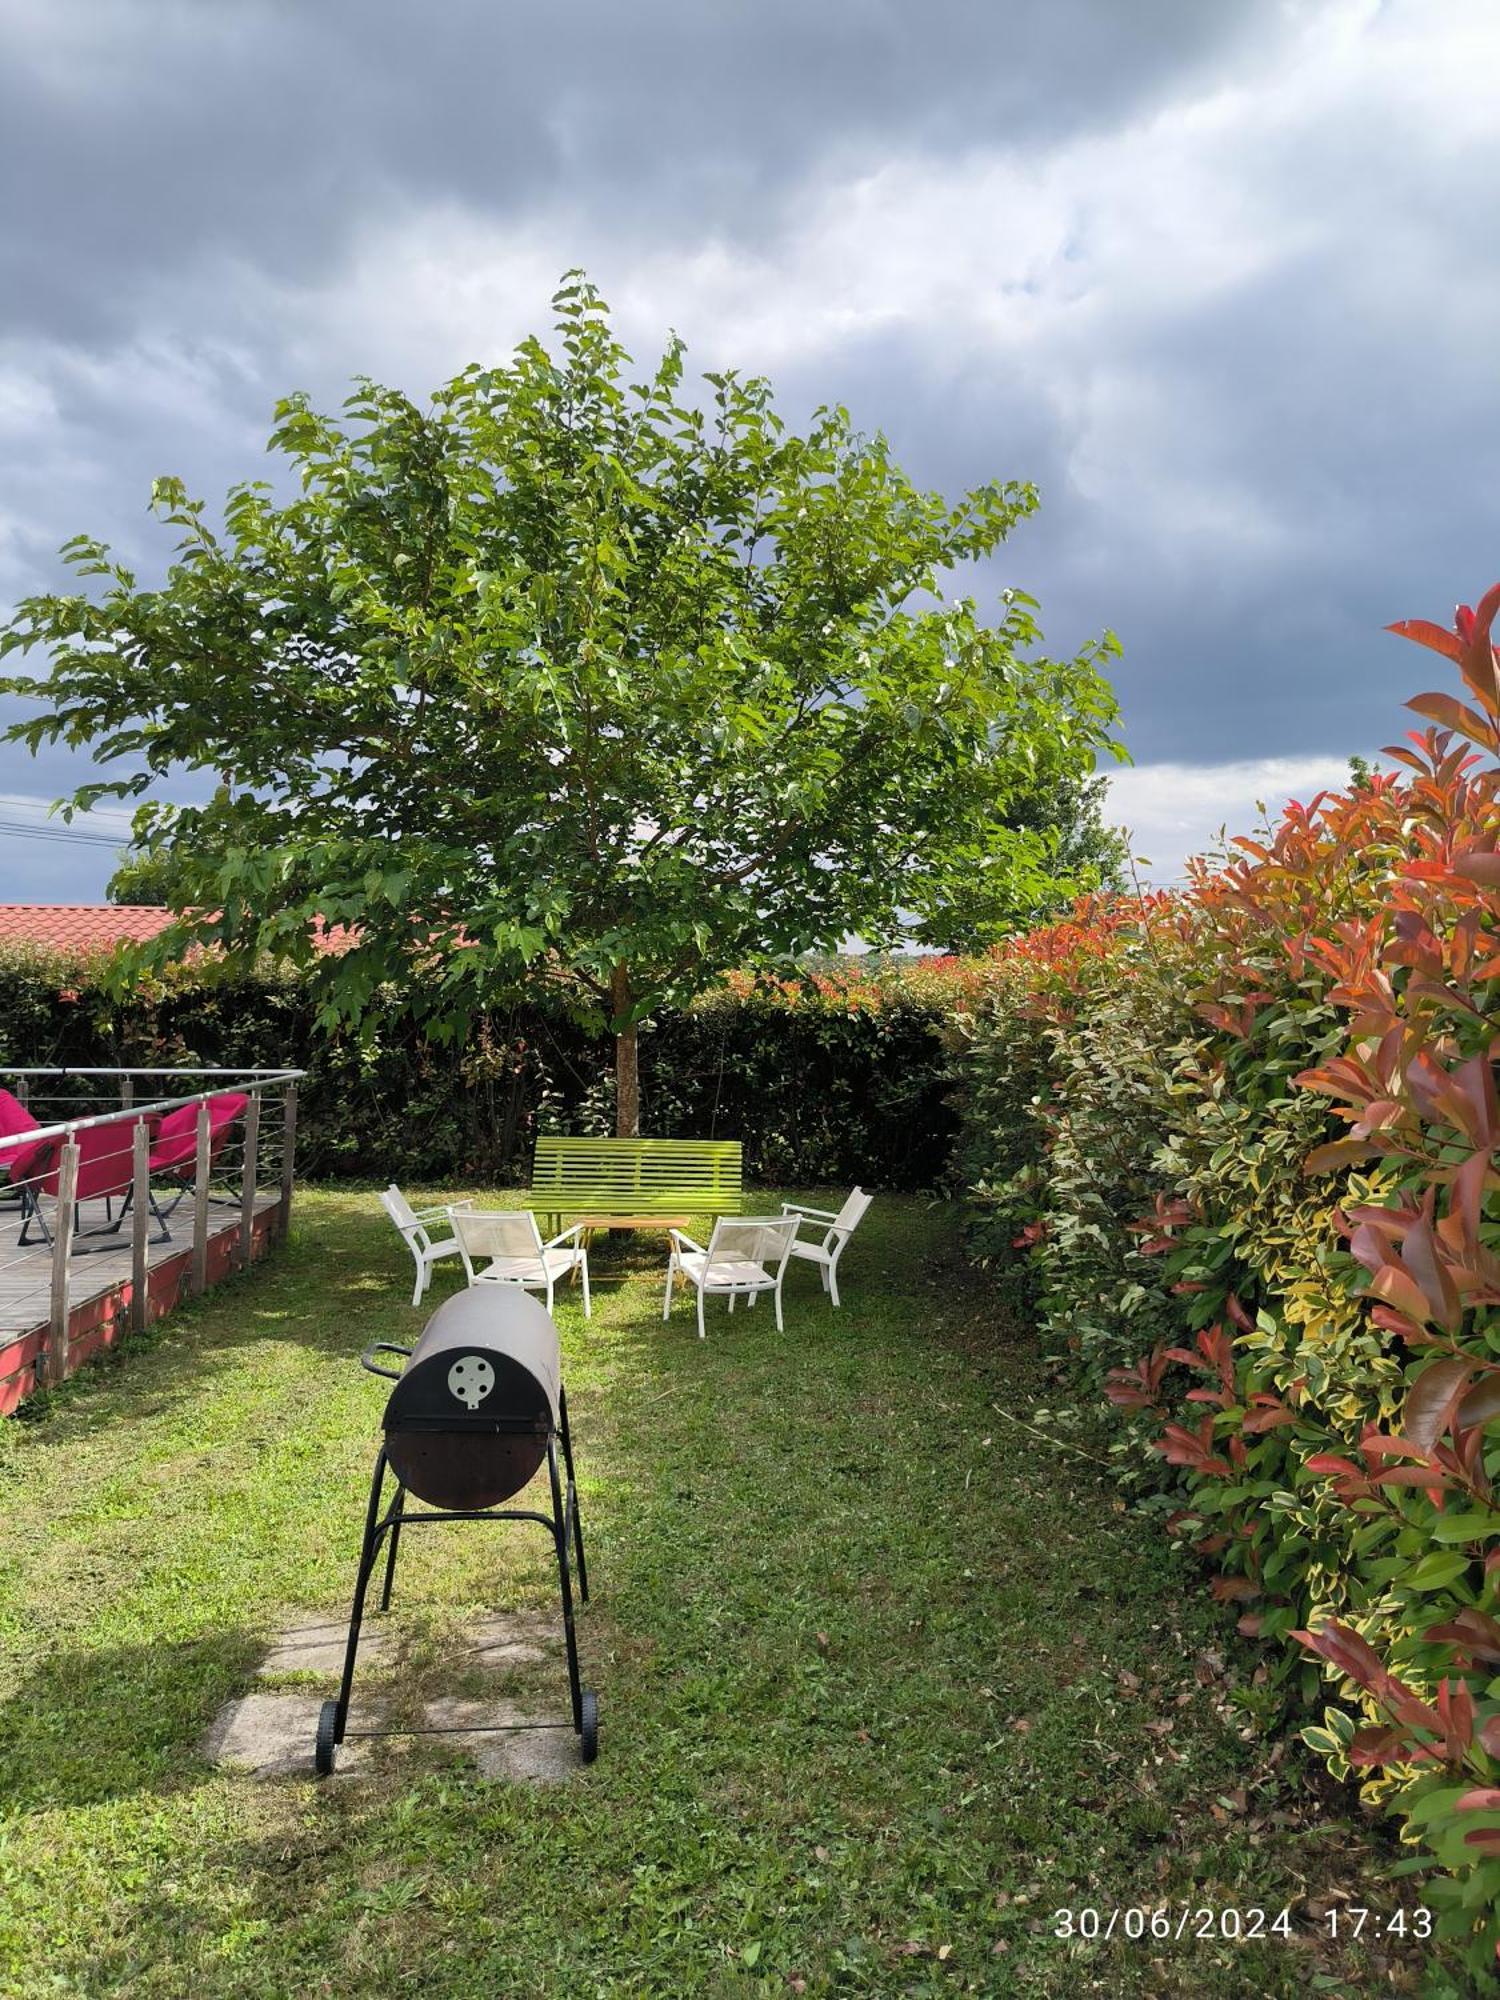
[579,1688,599,1764]
[315,1699,339,1777]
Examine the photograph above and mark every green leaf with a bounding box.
[1430,1510,1500,1544]
[1404,1551,1472,1592]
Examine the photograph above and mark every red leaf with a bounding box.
[1457,1374,1500,1430]
[1211,1575,1260,1602]
[1453,1051,1500,1150]
[1407,690,1499,746]
[1388,617,1464,663]
[1426,1610,1500,1667]
[1305,1453,1363,1479]
[1368,1263,1436,1327]
[1439,1677,1475,1758]
[1347,1725,1410,1766]
[1403,1357,1473,1453]
[1455,582,1500,709]
[1362,1433,1435,1461]
[1292,1621,1389,1693]
[1453,1148,1489,1250]
[1242,1399,1298,1435]
[1396,1206,1461,1332]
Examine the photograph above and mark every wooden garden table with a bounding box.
[573,1214,690,1240]
[565,1214,690,1285]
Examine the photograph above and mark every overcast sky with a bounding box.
[2,0,1497,897]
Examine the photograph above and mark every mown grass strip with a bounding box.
[0,1191,1440,1997]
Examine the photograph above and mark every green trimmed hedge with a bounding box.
[0,948,956,1191]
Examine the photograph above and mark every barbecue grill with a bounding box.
[315,1286,597,1773]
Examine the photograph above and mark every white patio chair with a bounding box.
[780,1187,873,1307]
[381,1185,474,1306]
[450,1208,591,1318]
[662,1214,800,1338]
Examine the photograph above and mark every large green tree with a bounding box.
[2,277,1124,1133]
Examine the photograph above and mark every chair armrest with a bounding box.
[669,1229,707,1255]
[781,1202,839,1221]
[545,1221,586,1249]
[413,1202,462,1222]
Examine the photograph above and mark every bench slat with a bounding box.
[530,1136,743,1220]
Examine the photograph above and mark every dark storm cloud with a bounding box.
[1,0,1266,341]
[2,0,1498,889]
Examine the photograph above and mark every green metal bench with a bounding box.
[529,1136,743,1236]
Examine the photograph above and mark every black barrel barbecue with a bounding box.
[315,1286,598,1773]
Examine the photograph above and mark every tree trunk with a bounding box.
[612,962,640,1138]
[615,1025,640,1137]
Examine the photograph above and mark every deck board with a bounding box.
[0,1191,282,1411]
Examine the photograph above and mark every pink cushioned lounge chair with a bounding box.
[0,1087,40,1170]
[15,1116,173,1252]
[146,1091,251,1219]
[0,1088,45,1218]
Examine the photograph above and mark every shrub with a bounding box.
[0,950,960,1190]
[952,588,1500,1980]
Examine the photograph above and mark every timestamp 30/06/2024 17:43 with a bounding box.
[1050,1906,1433,1945]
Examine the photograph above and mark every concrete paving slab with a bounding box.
[466,1609,555,1670]
[259,1611,387,1678]
[423,1695,581,1783]
[201,1692,385,1779]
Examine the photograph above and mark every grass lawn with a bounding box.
[0,1190,1442,1998]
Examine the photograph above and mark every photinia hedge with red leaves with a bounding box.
[953,588,1500,1978]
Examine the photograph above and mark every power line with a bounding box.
[0,793,138,849]
[0,817,128,848]
[0,791,128,807]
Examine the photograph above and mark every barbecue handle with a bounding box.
[360,1341,412,1380]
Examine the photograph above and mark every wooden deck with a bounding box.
[0,1191,282,1415]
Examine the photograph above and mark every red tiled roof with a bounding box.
[0,905,355,956]
[0,905,179,952]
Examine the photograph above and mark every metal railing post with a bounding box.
[131,1117,150,1336]
[279,1082,298,1240]
[191,1097,211,1295]
[47,1135,79,1386]
[238,1092,261,1272]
